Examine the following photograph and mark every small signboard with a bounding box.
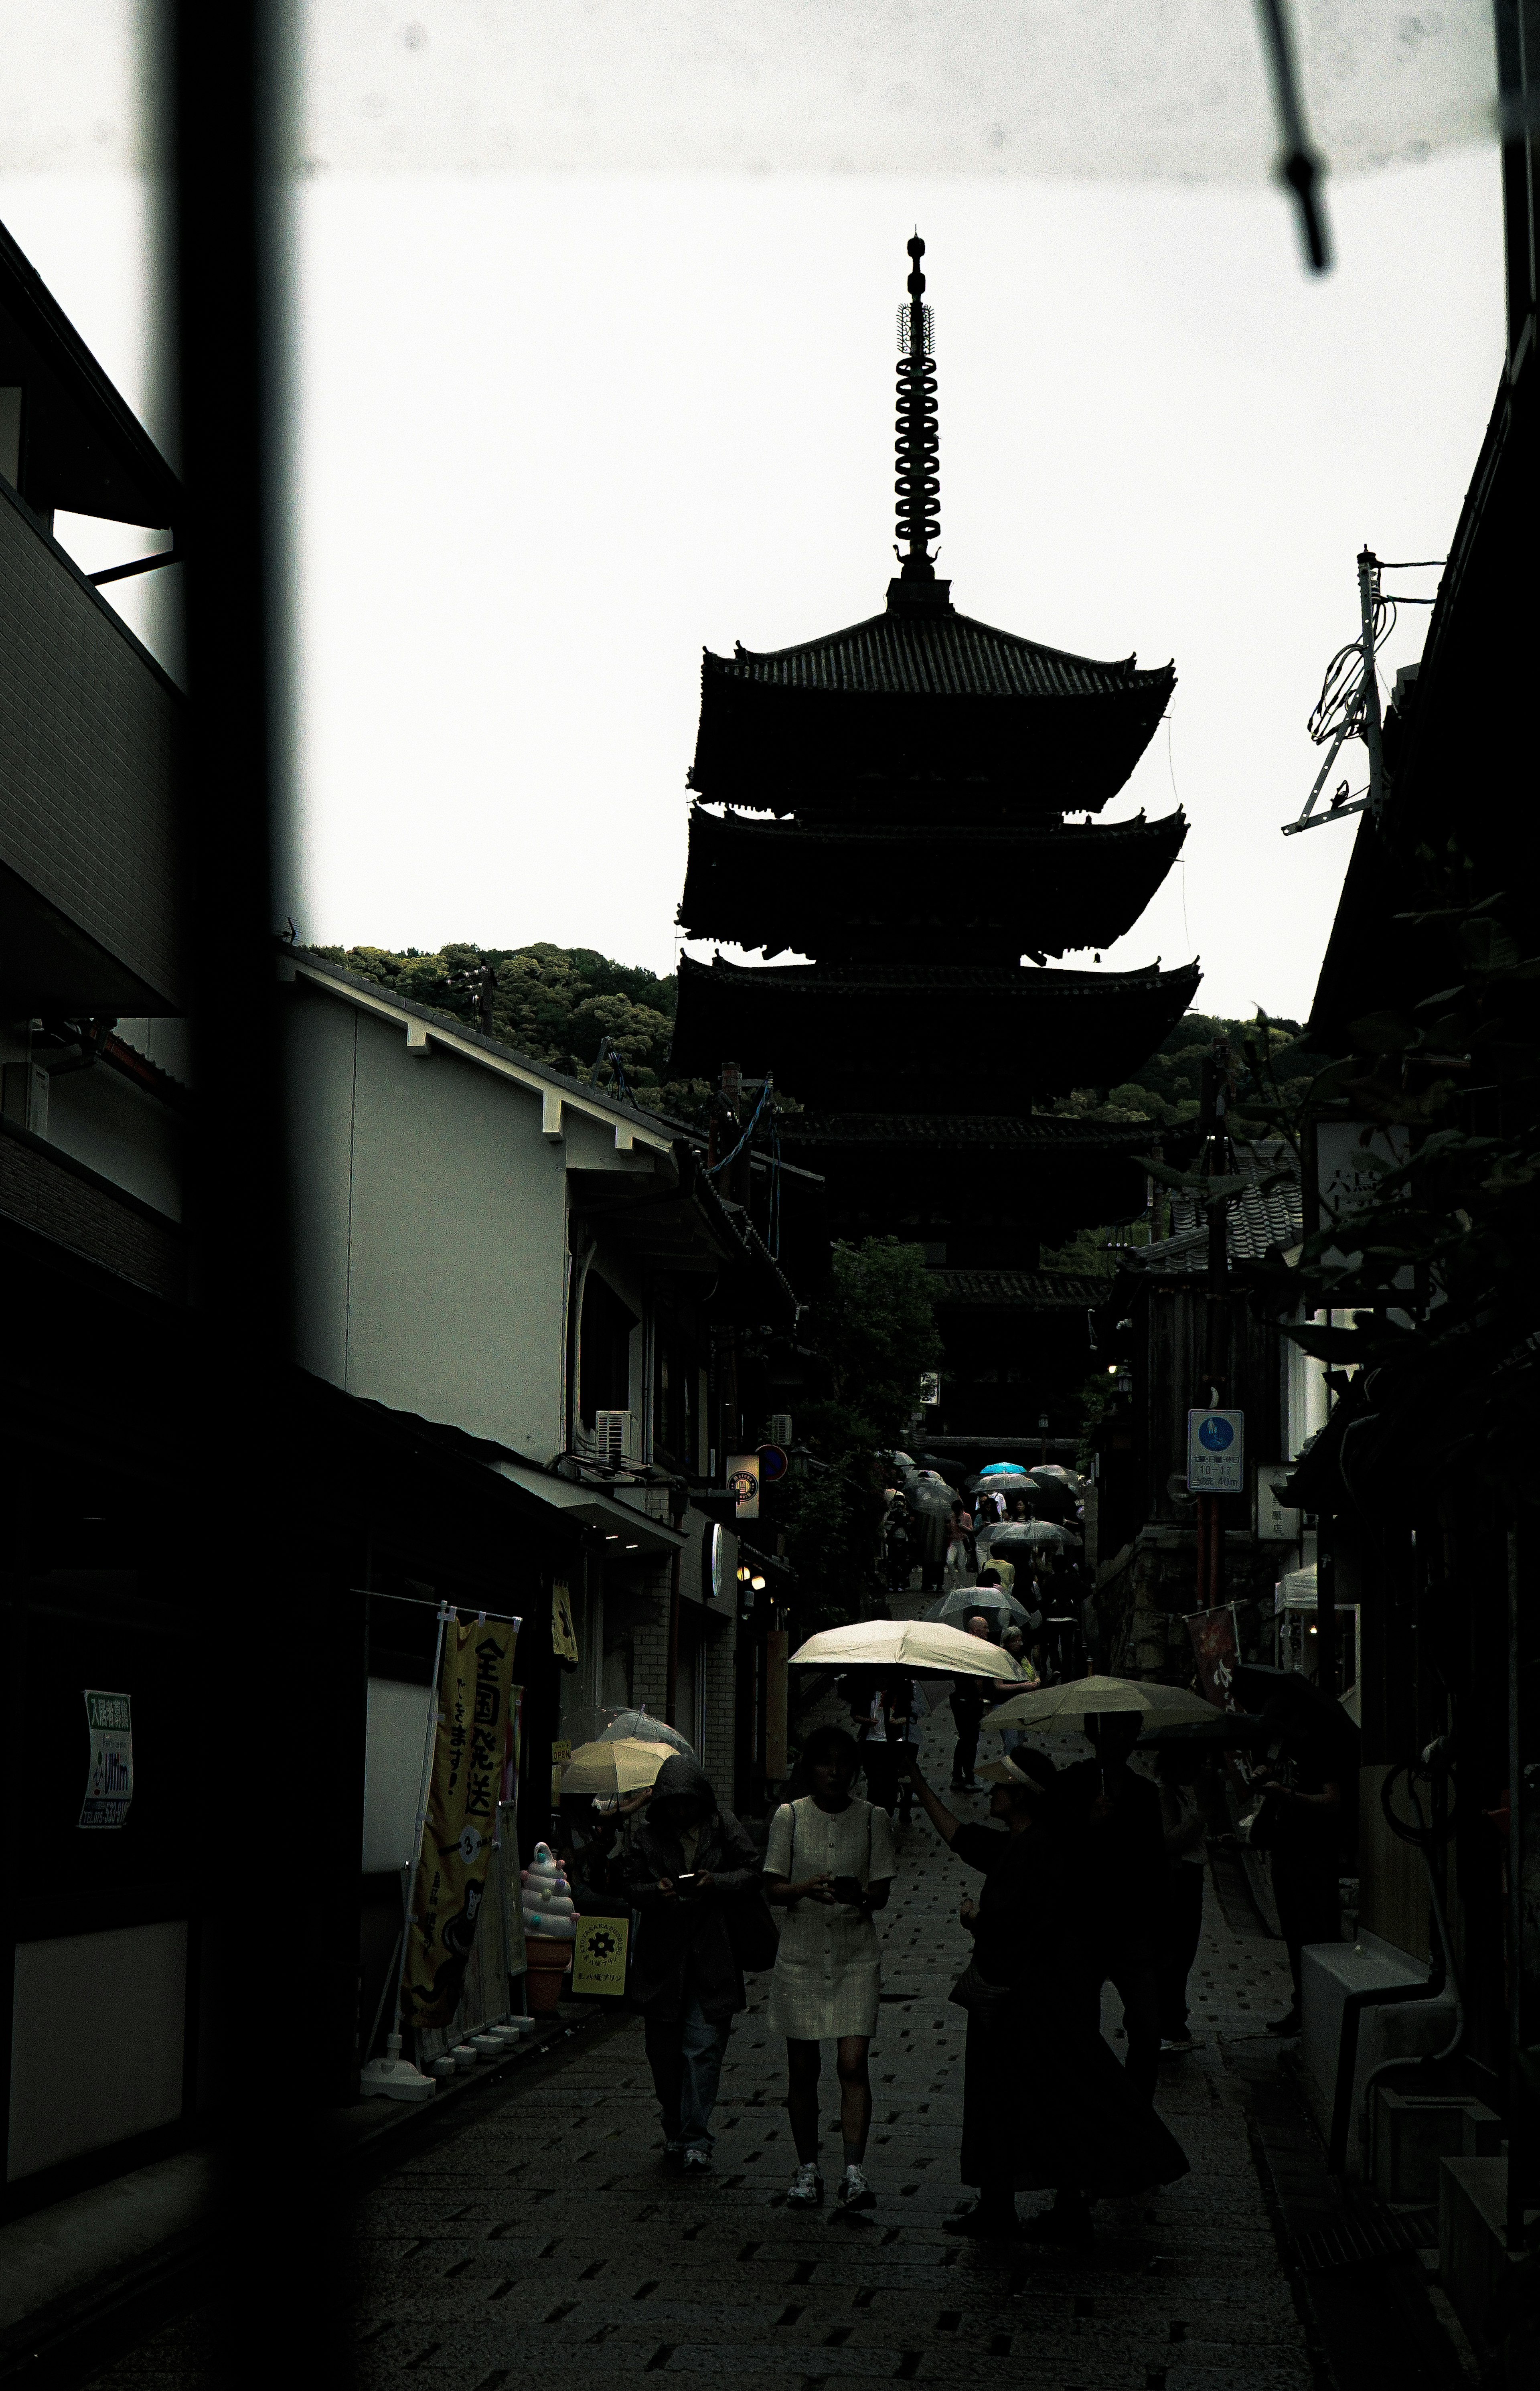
[726,1452,761,1521]
[1186,1408,1244,1493]
[1186,1605,1239,1709]
[570,1913,630,1999]
[80,1690,133,1830]
[1255,1462,1303,1542]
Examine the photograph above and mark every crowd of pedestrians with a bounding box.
[564,1695,1219,2241]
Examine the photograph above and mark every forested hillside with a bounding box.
[309,939,697,1108]
[309,941,1325,1137]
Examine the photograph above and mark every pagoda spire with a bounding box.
[889,234,950,612]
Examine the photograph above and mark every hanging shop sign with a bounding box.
[1254,1463,1302,1542]
[1186,1605,1240,1708]
[79,1690,134,1829]
[1186,1408,1244,1494]
[403,1616,519,2031]
[703,1520,728,1603]
[726,1452,760,1520]
[570,1913,630,1998]
[552,1580,580,1666]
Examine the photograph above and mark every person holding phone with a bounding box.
[622,1754,761,2174]
[764,1725,895,2211]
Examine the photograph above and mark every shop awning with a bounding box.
[490,1456,688,1556]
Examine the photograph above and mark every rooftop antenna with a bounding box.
[889,235,950,612]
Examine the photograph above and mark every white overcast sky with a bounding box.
[0,6,1509,1025]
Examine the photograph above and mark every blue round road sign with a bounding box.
[1198,1415,1234,1451]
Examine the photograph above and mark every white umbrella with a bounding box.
[790,1619,1030,1683]
[599,1710,695,1753]
[924,1585,1029,1626]
[984,1674,1218,1730]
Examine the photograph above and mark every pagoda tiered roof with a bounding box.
[669,953,1200,1110]
[678,806,1186,957]
[689,604,1175,819]
[777,1112,1153,1242]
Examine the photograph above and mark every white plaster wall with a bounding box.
[340,1005,569,1454]
[286,978,669,1459]
[45,1057,182,1219]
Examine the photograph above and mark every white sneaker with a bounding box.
[786,2161,824,2207]
[837,2164,875,2211]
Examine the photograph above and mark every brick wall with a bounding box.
[0,1118,183,1299]
[0,487,182,1006]
[698,1606,738,1794]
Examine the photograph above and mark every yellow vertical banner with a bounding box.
[403,1617,519,2031]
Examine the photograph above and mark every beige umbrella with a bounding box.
[984,1674,1218,1730]
[789,1619,1029,1683]
[559,1735,675,1797]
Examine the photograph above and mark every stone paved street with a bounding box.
[94,1720,1313,2391]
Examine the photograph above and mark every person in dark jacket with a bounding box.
[621,1755,760,2173]
[948,1611,997,1789]
[904,1747,1188,2241]
[1056,1712,1165,2102]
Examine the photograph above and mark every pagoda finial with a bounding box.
[889,234,950,613]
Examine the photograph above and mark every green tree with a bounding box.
[308,936,709,1117]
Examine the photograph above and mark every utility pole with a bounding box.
[1358,548,1386,822]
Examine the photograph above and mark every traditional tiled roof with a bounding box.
[711,610,1173,704]
[1124,1141,1302,1277]
[677,806,1187,958]
[687,956,1186,994]
[701,811,1175,846]
[928,1268,1107,1307]
[668,950,1202,1108]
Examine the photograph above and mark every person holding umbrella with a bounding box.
[1057,1712,1165,2103]
[980,1678,1220,2105]
[903,1745,1187,2240]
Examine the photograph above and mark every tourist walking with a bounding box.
[1057,1711,1165,2101]
[1155,1746,1210,2053]
[622,1755,762,2173]
[944,1497,974,1582]
[764,1725,896,2211]
[948,1610,996,1789]
[849,1674,923,1822]
[904,1747,1188,2241]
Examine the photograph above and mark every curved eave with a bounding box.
[688,662,1174,813]
[667,952,1202,1105]
[676,806,1186,954]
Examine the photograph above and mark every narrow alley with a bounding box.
[91,1715,1386,2391]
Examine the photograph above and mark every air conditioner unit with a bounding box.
[764,1414,792,1447]
[593,1410,639,1466]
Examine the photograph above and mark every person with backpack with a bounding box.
[764,1725,895,2211]
[622,1754,762,2175]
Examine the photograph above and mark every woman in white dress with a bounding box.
[764,1724,896,2211]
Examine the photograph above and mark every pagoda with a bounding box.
[670,237,1200,1459]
